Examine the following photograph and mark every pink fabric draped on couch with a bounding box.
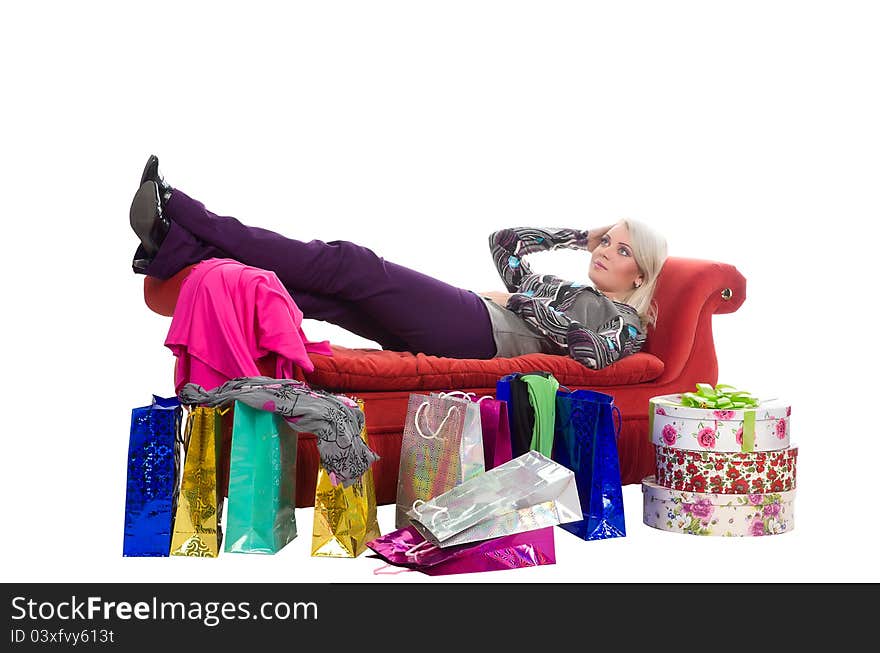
[163,258,332,393]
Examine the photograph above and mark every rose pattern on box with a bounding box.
[641,476,795,537]
[654,445,797,494]
[649,396,791,453]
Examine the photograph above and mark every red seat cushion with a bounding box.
[303,345,663,392]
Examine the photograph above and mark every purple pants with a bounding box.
[144,190,497,359]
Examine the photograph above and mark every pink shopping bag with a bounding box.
[367,526,555,576]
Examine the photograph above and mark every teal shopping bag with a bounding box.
[224,401,298,554]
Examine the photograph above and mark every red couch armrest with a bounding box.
[644,256,746,384]
[143,266,195,317]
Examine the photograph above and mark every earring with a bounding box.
[634,281,642,288]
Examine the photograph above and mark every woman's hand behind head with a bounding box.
[586,224,616,252]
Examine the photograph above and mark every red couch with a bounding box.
[144,256,745,506]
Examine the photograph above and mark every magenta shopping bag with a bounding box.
[478,397,513,471]
[366,526,555,576]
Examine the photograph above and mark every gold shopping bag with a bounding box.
[170,405,230,557]
[311,399,380,558]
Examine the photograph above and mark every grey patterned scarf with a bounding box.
[178,377,380,488]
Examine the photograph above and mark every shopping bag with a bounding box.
[407,450,582,548]
[437,391,512,471]
[497,372,558,458]
[122,395,183,557]
[217,407,235,499]
[169,405,230,557]
[367,525,555,576]
[478,396,513,471]
[431,392,485,481]
[520,373,559,458]
[395,392,484,528]
[496,373,532,458]
[224,401,298,554]
[312,399,381,557]
[553,388,626,540]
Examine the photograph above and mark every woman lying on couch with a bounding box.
[130,155,667,370]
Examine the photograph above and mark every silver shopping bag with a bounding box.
[430,392,485,483]
[407,451,581,548]
[395,392,485,529]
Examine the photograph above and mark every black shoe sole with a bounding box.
[130,181,163,257]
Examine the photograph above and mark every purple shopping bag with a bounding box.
[366,525,555,576]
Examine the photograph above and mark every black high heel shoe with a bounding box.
[132,243,152,275]
[129,180,170,258]
[139,154,174,203]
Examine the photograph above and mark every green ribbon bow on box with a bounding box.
[681,383,758,452]
[680,383,759,410]
[649,383,764,452]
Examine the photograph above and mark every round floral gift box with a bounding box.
[649,394,790,453]
[654,444,797,494]
[642,476,795,537]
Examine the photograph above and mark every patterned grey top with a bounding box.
[486,227,645,369]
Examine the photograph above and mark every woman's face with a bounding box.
[588,222,644,296]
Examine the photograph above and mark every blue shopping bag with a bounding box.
[123,395,183,556]
[552,389,626,541]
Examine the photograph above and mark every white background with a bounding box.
[1,1,878,584]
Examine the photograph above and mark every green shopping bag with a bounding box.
[224,401,298,554]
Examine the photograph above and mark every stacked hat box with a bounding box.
[642,392,797,537]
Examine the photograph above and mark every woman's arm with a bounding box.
[566,315,646,370]
[507,292,645,369]
[488,227,590,292]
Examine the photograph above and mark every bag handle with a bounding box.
[180,405,194,449]
[438,391,476,400]
[372,563,413,576]
[438,391,494,403]
[404,540,439,561]
[415,402,457,441]
[173,406,187,447]
[612,405,622,440]
[411,499,450,528]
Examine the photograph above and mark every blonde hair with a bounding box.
[617,217,668,329]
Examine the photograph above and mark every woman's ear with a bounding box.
[634,276,644,288]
